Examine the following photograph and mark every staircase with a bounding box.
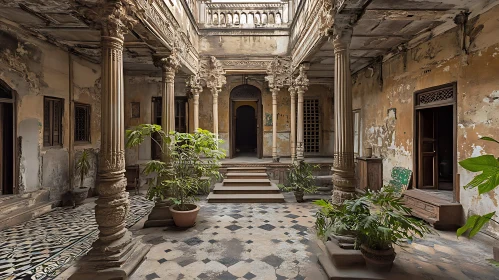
[207,167,285,203]
[0,190,54,231]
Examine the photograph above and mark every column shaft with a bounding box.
[296,87,305,161]
[193,91,200,131]
[161,71,176,162]
[331,29,356,204]
[212,88,219,140]
[272,88,279,160]
[290,88,297,162]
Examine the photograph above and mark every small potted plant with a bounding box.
[73,149,91,205]
[279,160,318,202]
[126,125,224,228]
[354,186,432,271]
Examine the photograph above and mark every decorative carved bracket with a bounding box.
[186,73,204,95]
[294,64,309,92]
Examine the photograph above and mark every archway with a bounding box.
[229,84,262,159]
[0,80,15,195]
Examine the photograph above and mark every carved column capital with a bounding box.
[265,56,291,90]
[80,0,139,41]
[154,52,180,81]
[294,64,309,92]
[331,24,353,52]
[289,86,297,98]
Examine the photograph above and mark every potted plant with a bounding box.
[126,125,224,228]
[314,187,432,271]
[279,160,318,202]
[73,149,91,205]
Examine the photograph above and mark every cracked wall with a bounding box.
[352,4,499,237]
[0,21,101,201]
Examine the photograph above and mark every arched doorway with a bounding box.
[0,81,15,195]
[230,85,262,159]
[236,105,257,155]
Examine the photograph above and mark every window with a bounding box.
[75,103,91,142]
[304,98,320,153]
[43,97,63,147]
[353,109,361,156]
[175,97,188,133]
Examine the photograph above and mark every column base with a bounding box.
[144,201,175,228]
[69,237,151,280]
[331,188,356,205]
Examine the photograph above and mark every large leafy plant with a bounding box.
[279,160,318,194]
[457,136,499,238]
[315,186,432,250]
[126,125,225,210]
[75,149,91,189]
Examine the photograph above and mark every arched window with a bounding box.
[248,13,254,25]
[208,12,212,24]
[268,13,275,24]
[234,13,239,25]
[262,13,267,24]
[213,13,219,25]
[227,13,233,25]
[220,13,226,24]
[254,12,261,24]
[275,12,282,24]
[240,13,247,24]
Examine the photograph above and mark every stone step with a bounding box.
[225,172,268,179]
[325,241,365,267]
[213,185,281,194]
[0,190,51,217]
[225,167,267,173]
[0,201,54,231]
[207,193,285,203]
[318,254,383,280]
[223,178,271,186]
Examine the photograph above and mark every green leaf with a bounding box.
[459,155,499,172]
[457,212,495,238]
[480,136,499,144]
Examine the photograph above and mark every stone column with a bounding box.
[193,89,200,131]
[212,88,220,140]
[331,26,356,205]
[289,86,297,162]
[271,87,279,161]
[296,86,305,161]
[143,53,179,228]
[70,1,150,279]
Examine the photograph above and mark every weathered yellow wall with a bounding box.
[0,22,101,200]
[352,5,499,236]
[200,35,289,56]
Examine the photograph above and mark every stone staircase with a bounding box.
[207,167,285,203]
[0,190,54,231]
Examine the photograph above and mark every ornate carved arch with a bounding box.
[230,84,261,100]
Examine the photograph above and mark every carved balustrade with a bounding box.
[204,2,289,28]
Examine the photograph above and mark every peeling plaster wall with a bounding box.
[200,35,289,56]
[352,5,499,237]
[0,22,101,200]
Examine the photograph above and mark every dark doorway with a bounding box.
[0,82,14,195]
[414,83,456,200]
[229,84,263,159]
[235,105,257,155]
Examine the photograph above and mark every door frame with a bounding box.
[229,84,263,159]
[0,80,18,195]
[413,82,457,201]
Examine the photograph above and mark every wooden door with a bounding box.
[257,99,263,159]
[418,109,438,189]
[230,100,236,158]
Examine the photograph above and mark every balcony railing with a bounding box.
[202,2,290,28]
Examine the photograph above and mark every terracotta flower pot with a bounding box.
[73,187,89,206]
[294,191,305,203]
[360,244,396,272]
[169,204,200,228]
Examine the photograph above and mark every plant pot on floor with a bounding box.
[170,204,200,228]
[360,244,396,272]
[294,191,305,203]
[73,187,90,206]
